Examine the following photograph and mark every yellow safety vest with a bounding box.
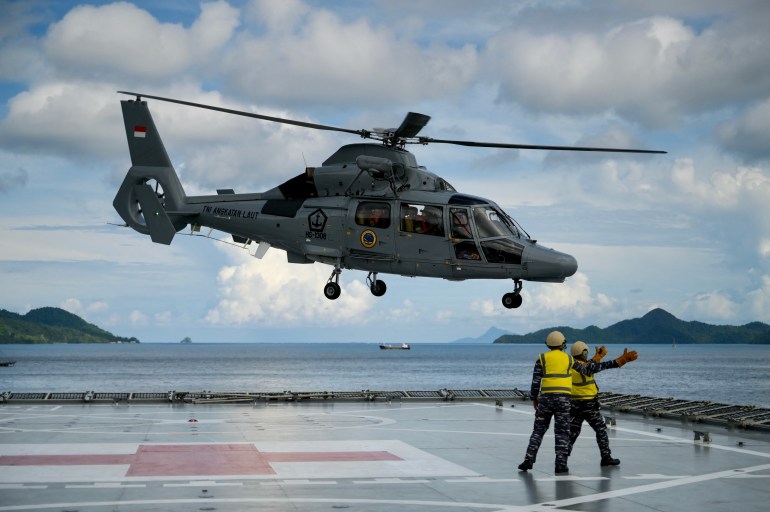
[539,351,573,394]
[571,365,598,400]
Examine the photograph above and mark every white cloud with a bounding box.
[130,309,149,326]
[205,247,374,326]
[470,272,615,324]
[485,14,770,126]
[0,82,123,159]
[153,311,173,325]
[43,2,239,82]
[59,298,109,319]
[221,5,478,106]
[680,291,738,321]
[746,275,770,320]
[718,98,770,161]
[760,240,770,260]
[529,272,615,318]
[152,90,338,190]
[60,298,83,315]
[671,159,770,221]
[87,301,108,314]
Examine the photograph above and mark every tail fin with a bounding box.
[121,98,173,167]
[113,98,188,245]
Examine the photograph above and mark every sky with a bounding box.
[1,0,769,343]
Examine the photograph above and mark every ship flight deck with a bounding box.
[1,391,769,511]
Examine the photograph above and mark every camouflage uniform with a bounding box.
[521,354,597,469]
[523,393,572,466]
[568,359,619,460]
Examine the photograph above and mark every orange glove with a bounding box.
[592,345,607,362]
[615,348,638,367]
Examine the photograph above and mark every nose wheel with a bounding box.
[502,280,523,309]
[366,272,387,297]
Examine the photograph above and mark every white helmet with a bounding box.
[546,331,566,347]
[571,341,589,357]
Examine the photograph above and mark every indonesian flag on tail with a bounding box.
[133,126,147,138]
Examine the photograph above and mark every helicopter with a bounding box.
[113,92,665,309]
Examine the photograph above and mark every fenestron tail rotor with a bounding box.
[117,91,666,154]
[133,178,166,225]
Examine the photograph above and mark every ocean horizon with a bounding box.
[1,343,768,408]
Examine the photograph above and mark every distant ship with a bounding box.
[379,343,411,350]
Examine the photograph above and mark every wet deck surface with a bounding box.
[1,400,769,511]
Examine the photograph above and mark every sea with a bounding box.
[1,343,769,408]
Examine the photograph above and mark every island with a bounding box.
[0,307,139,344]
[493,308,770,344]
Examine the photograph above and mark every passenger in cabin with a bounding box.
[368,205,388,228]
[357,203,389,229]
[454,241,480,260]
[419,205,444,236]
[400,205,419,233]
[450,210,472,239]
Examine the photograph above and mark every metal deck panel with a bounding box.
[1,400,769,511]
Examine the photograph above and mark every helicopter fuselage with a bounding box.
[114,98,580,308]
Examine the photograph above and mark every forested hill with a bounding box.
[0,307,139,344]
[493,308,770,344]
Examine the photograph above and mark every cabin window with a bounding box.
[355,202,390,229]
[400,203,445,236]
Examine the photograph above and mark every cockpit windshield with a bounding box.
[472,206,521,239]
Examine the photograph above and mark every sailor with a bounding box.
[518,331,599,474]
[568,342,638,466]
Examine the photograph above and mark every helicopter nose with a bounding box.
[524,246,578,281]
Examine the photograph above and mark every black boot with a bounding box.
[555,464,569,474]
[600,456,620,466]
[518,459,533,471]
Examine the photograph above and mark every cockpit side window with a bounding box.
[355,202,390,229]
[450,207,473,239]
[400,203,445,236]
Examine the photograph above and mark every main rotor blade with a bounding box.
[420,137,667,154]
[394,112,431,139]
[118,91,368,138]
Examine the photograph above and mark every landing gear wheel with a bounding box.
[324,282,341,300]
[370,279,387,297]
[366,272,386,297]
[502,292,523,309]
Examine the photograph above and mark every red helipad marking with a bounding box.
[127,444,272,476]
[0,454,134,466]
[0,444,403,477]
